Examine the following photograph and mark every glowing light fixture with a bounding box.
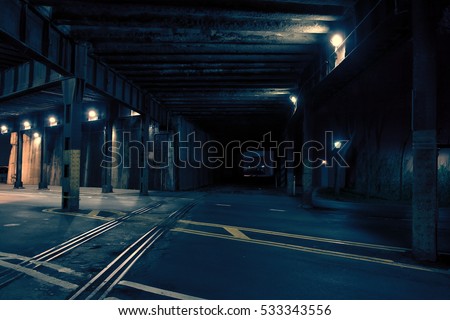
[1,125,8,134]
[23,121,31,130]
[33,132,40,138]
[330,33,344,49]
[290,95,298,105]
[49,116,58,127]
[334,141,343,149]
[88,109,98,121]
[131,110,140,117]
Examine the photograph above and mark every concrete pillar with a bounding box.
[102,104,116,193]
[139,111,150,196]
[286,147,295,196]
[13,122,24,189]
[61,78,85,211]
[302,102,313,207]
[38,117,48,190]
[412,0,438,261]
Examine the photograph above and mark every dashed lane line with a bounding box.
[171,228,448,275]
[178,220,408,253]
[117,280,204,300]
[216,204,231,207]
[0,260,78,290]
[269,209,286,212]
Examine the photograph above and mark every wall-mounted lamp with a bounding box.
[290,95,298,105]
[1,125,8,134]
[88,109,98,122]
[48,116,58,127]
[131,110,140,117]
[23,121,31,130]
[330,33,344,50]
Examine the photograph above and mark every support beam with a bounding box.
[61,77,85,211]
[0,60,64,102]
[411,0,438,261]
[139,111,150,196]
[302,102,314,208]
[38,116,48,190]
[0,0,145,111]
[13,122,24,189]
[101,103,116,193]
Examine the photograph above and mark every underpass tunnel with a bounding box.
[0,0,449,261]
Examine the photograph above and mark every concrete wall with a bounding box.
[310,38,450,204]
[7,132,41,185]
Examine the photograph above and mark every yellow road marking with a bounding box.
[178,220,407,253]
[118,280,204,300]
[171,228,447,274]
[42,208,126,221]
[224,227,250,240]
[87,210,101,217]
[0,260,78,290]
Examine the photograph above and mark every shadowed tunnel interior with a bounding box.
[0,0,450,262]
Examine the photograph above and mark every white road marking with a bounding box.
[118,280,204,300]
[0,260,78,290]
[3,224,20,227]
[216,203,231,207]
[0,252,83,276]
[269,209,286,212]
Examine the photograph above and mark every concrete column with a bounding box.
[61,78,85,211]
[286,147,295,196]
[38,117,48,190]
[102,104,116,193]
[302,102,313,207]
[13,122,24,189]
[412,0,438,261]
[139,111,150,196]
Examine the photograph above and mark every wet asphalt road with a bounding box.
[0,185,449,299]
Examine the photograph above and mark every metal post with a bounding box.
[61,78,84,211]
[13,122,24,189]
[38,119,48,190]
[102,104,115,193]
[412,0,438,261]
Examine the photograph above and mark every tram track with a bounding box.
[0,201,164,288]
[69,201,198,300]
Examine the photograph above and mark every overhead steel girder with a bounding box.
[0,60,65,102]
[0,0,145,113]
